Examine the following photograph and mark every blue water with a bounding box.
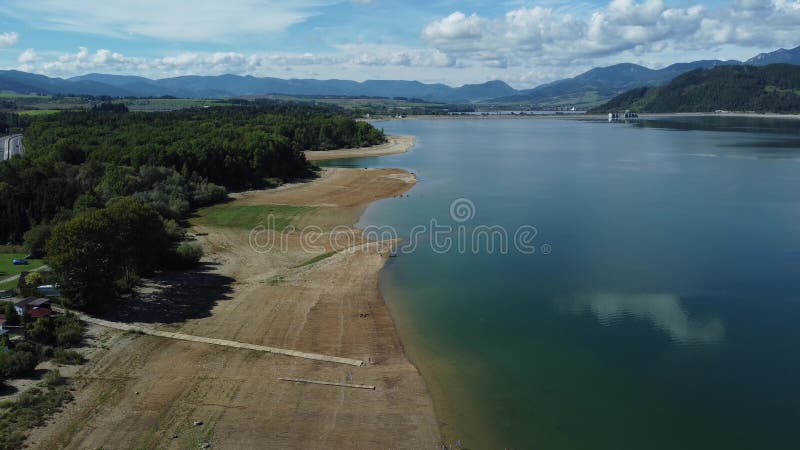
[320,117,800,449]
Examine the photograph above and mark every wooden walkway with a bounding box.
[279,377,376,390]
[55,307,364,367]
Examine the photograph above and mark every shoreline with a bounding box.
[370,111,800,122]
[305,135,416,161]
[27,166,441,448]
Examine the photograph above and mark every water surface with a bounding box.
[321,117,800,449]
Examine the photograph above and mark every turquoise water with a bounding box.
[320,117,800,449]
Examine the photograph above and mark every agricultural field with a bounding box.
[18,109,62,116]
[119,98,234,112]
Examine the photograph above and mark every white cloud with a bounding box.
[421,0,800,67]
[18,48,38,64]
[0,32,19,48]
[422,12,488,43]
[6,0,332,42]
[335,44,456,67]
[19,44,460,81]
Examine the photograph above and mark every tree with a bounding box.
[104,197,170,275]
[46,198,169,309]
[1,302,20,326]
[23,222,54,257]
[46,209,120,309]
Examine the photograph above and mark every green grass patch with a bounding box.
[121,98,234,112]
[18,109,62,116]
[0,253,44,280]
[0,93,49,99]
[293,251,337,268]
[195,204,315,230]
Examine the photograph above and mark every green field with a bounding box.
[0,92,49,99]
[18,109,63,116]
[0,253,44,290]
[195,204,315,230]
[120,98,234,112]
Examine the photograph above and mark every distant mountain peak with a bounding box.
[746,45,800,66]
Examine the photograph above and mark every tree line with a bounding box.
[0,101,386,309]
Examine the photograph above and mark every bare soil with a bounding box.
[27,168,441,449]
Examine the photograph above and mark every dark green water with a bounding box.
[321,117,800,449]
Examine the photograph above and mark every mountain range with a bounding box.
[589,64,800,113]
[1,45,799,106]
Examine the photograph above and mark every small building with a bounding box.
[13,296,52,317]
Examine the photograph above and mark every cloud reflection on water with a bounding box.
[567,293,725,345]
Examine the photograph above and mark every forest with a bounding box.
[0,101,386,308]
[590,64,800,113]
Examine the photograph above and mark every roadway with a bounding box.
[1,134,24,161]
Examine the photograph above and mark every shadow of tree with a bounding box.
[97,263,235,325]
[0,383,19,397]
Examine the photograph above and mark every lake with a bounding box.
[320,117,800,449]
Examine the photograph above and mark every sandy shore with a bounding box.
[27,167,440,449]
[305,135,415,161]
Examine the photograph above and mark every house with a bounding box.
[12,296,52,318]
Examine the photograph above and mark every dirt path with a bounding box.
[29,168,441,449]
[55,307,364,366]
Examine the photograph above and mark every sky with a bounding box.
[1,0,799,89]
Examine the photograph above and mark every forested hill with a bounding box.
[590,64,800,113]
[0,102,385,242]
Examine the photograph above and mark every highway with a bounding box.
[1,134,24,161]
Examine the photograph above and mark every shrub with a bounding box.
[191,180,227,206]
[42,369,63,387]
[25,313,84,347]
[54,314,84,347]
[165,242,204,269]
[163,219,186,242]
[25,316,56,345]
[0,348,38,378]
[52,349,84,365]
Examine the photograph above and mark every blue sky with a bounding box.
[1,0,799,88]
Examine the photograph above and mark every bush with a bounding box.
[41,369,63,387]
[52,349,84,365]
[162,219,186,242]
[25,313,84,347]
[177,242,203,262]
[191,180,227,206]
[24,316,56,345]
[115,271,140,291]
[165,242,204,269]
[0,348,38,378]
[18,270,46,297]
[54,314,84,347]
